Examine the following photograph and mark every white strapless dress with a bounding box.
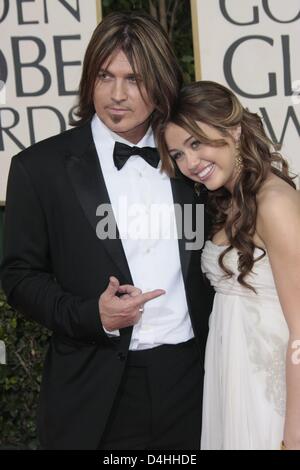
[200,240,289,450]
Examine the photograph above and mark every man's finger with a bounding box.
[105,276,120,297]
[125,289,165,309]
[120,294,131,300]
[118,285,142,296]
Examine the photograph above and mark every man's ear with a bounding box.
[230,124,242,144]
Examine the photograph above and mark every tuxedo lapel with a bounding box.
[65,123,133,284]
[170,175,196,283]
[64,122,203,287]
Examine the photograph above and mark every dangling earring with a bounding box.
[235,141,243,173]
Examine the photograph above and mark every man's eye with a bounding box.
[98,72,110,80]
[191,140,201,149]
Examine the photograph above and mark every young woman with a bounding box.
[156,81,300,450]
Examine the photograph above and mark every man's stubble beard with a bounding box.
[110,115,123,124]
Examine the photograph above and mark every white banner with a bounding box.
[0,0,101,203]
[191,0,300,182]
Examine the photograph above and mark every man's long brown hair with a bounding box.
[157,81,296,291]
[70,11,183,128]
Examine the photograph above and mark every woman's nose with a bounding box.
[186,152,201,171]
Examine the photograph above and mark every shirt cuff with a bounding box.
[103,326,120,337]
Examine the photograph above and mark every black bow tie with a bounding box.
[113,142,160,170]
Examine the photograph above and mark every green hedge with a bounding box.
[102,0,195,82]
[0,290,50,449]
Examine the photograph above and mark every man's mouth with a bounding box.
[108,107,130,113]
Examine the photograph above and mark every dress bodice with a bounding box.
[200,241,289,449]
[201,240,278,300]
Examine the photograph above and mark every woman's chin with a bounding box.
[206,180,226,191]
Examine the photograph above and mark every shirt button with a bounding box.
[146,248,151,254]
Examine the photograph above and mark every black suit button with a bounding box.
[117,352,126,361]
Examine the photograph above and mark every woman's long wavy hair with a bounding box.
[70,11,183,128]
[156,81,296,291]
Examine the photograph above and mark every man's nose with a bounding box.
[111,79,127,102]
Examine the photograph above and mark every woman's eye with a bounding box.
[191,140,201,149]
[128,76,137,82]
[170,152,182,161]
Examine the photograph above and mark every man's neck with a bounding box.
[93,114,154,148]
[114,124,151,145]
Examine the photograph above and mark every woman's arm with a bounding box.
[257,186,300,450]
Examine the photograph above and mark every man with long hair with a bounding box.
[1,12,213,450]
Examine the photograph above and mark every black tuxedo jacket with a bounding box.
[1,121,214,449]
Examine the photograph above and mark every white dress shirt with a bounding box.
[91,114,194,350]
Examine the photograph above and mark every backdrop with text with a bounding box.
[0,0,101,203]
[191,0,300,182]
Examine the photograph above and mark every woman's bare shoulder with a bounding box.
[257,173,300,212]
